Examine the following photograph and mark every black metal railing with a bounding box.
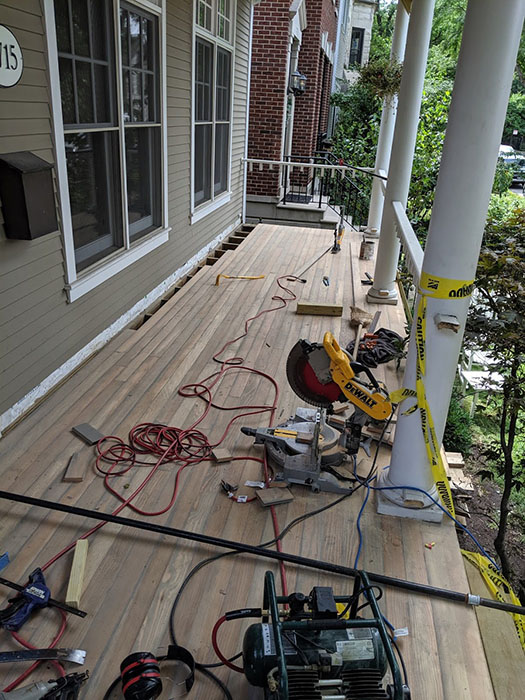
[281,151,384,230]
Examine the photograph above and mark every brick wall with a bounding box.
[247,0,338,198]
[246,1,290,197]
[291,0,337,159]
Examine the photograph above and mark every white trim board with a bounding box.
[0,217,241,437]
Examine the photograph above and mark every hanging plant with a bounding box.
[357,58,403,102]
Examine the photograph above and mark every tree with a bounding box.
[465,201,525,580]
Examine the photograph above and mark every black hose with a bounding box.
[1,489,522,616]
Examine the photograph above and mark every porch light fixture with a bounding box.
[290,70,307,95]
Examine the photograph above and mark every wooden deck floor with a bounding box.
[0,224,496,699]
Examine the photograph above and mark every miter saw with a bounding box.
[242,332,392,493]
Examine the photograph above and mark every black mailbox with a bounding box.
[0,151,58,240]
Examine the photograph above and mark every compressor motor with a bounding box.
[241,571,410,700]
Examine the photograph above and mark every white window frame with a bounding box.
[44,0,169,302]
[191,0,235,224]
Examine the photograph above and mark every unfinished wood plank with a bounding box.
[463,559,525,700]
[296,301,343,316]
[445,451,465,468]
[65,539,89,609]
[212,448,232,463]
[255,487,294,507]
[62,452,85,483]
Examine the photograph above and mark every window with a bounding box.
[193,0,233,213]
[349,27,365,67]
[54,0,163,274]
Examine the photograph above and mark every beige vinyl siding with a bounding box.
[0,0,251,417]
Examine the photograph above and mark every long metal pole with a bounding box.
[0,489,523,616]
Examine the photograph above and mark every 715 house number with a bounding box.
[0,26,23,88]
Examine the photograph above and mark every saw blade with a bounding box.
[286,341,342,408]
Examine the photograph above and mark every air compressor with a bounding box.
[241,571,410,700]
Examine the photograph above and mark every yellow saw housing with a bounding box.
[323,332,392,421]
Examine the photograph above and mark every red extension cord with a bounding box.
[3,275,300,690]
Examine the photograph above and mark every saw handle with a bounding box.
[350,361,380,391]
[323,332,352,371]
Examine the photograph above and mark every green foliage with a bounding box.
[331,84,381,170]
[369,1,397,64]
[492,158,515,196]
[502,93,525,147]
[407,85,452,237]
[486,190,525,225]
[443,385,472,454]
[465,203,525,577]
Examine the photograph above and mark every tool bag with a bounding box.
[346,328,404,368]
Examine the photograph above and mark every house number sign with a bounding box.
[0,25,23,88]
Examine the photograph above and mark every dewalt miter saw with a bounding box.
[242,332,392,493]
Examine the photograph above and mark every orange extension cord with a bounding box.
[3,274,301,691]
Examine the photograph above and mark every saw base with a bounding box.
[266,408,354,495]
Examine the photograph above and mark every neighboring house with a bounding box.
[245,0,339,220]
[345,0,376,77]
[0,0,253,433]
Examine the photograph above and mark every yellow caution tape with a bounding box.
[390,274,475,517]
[215,274,265,286]
[461,550,525,651]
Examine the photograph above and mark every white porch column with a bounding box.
[364,1,409,236]
[378,0,525,520]
[367,0,435,304]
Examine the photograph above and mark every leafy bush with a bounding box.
[443,385,472,454]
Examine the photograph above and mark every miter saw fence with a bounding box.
[241,333,393,494]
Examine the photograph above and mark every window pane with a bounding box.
[65,131,123,271]
[196,38,212,122]
[194,123,212,206]
[144,73,156,122]
[94,64,110,122]
[120,10,129,66]
[55,0,71,53]
[122,69,131,122]
[59,57,75,124]
[129,12,141,68]
[131,70,143,121]
[90,0,107,60]
[72,0,90,57]
[76,61,94,123]
[141,16,153,70]
[197,1,212,31]
[214,122,229,196]
[125,126,161,239]
[216,49,231,121]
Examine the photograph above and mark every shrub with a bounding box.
[443,385,472,454]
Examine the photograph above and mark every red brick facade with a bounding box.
[247,0,338,198]
[247,1,290,197]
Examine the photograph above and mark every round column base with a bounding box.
[366,286,399,305]
[375,469,444,523]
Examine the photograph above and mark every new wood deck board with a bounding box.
[0,224,495,699]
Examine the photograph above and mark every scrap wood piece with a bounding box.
[62,452,85,483]
[256,487,294,507]
[212,448,232,463]
[296,302,343,316]
[445,451,465,469]
[65,540,89,610]
[449,469,474,494]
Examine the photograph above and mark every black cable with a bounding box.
[168,488,361,672]
[196,666,234,700]
[391,637,408,687]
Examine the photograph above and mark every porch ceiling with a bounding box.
[0,224,496,699]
